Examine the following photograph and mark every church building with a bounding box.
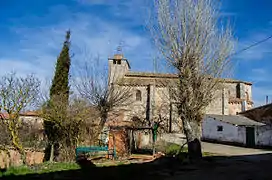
[107,52,254,133]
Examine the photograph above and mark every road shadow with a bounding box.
[2,153,272,180]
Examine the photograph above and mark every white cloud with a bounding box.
[251,68,266,74]
[1,8,154,100]
[0,3,155,88]
[233,21,272,108]
[249,68,272,107]
[248,68,271,83]
[75,0,114,5]
[75,0,148,25]
[235,29,272,61]
[252,86,272,107]
[220,12,237,17]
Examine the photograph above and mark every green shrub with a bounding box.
[165,143,187,156]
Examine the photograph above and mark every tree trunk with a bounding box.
[49,143,54,162]
[182,119,202,161]
[95,114,107,145]
[11,132,26,164]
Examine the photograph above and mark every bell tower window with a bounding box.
[236,84,240,98]
[136,90,142,101]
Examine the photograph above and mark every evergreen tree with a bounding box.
[50,30,71,101]
[44,30,71,162]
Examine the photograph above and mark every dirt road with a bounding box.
[202,142,272,156]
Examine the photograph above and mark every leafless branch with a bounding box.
[0,72,40,164]
[149,0,235,157]
[73,55,133,139]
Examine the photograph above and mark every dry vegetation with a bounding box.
[0,73,40,164]
[149,0,235,158]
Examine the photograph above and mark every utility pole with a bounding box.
[152,55,157,156]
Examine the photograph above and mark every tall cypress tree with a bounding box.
[50,30,71,100]
[44,30,71,162]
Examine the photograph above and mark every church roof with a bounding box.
[116,72,252,87]
[126,72,178,78]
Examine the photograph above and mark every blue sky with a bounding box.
[0,0,271,106]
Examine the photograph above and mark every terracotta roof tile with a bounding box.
[0,113,9,119]
[20,111,40,116]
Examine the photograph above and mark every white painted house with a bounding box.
[202,114,265,147]
[240,103,272,147]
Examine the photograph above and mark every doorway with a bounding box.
[246,127,255,148]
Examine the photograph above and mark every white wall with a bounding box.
[202,117,246,144]
[255,125,272,146]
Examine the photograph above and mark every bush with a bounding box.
[164,143,190,162]
[165,143,184,156]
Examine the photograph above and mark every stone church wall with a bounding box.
[108,52,253,129]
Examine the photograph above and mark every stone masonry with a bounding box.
[108,52,254,132]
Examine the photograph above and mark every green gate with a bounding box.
[246,127,255,148]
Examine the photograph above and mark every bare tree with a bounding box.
[150,0,234,159]
[40,94,98,162]
[74,56,133,142]
[0,72,40,164]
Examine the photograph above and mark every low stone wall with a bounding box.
[158,133,187,145]
[0,148,44,168]
[133,132,187,149]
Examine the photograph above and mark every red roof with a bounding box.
[0,113,9,119]
[0,111,40,119]
[19,111,40,116]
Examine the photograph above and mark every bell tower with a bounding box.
[108,46,130,84]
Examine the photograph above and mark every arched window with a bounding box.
[136,90,142,101]
[245,92,249,100]
[236,84,240,98]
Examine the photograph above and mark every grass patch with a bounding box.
[157,141,217,159]
[0,160,133,177]
[203,152,217,157]
[0,143,218,177]
[0,162,80,177]
[2,166,31,176]
[165,143,188,156]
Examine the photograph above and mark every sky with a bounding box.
[0,0,271,107]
